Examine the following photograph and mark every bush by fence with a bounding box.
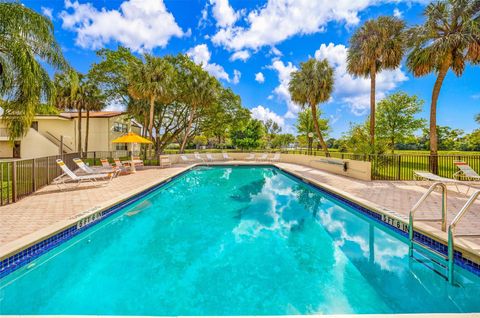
[1,150,479,206]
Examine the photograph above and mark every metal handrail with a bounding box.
[409,182,448,256]
[448,190,480,283]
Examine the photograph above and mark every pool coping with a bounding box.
[1,162,480,280]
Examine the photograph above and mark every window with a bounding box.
[115,143,128,151]
[113,122,128,133]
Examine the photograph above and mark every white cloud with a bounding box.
[269,59,300,118]
[60,0,184,52]
[211,0,397,52]
[41,6,53,19]
[209,0,239,27]
[255,72,265,83]
[251,105,285,128]
[393,8,402,18]
[233,69,241,84]
[314,42,408,115]
[186,44,230,82]
[270,47,283,57]
[230,50,250,61]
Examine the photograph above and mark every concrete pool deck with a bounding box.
[0,161,479,262]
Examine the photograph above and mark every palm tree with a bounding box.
[347,16,405,152]
[179,62,219,152]
[0,2,68,140]
[289,58,333,155]
[83,80,106,153]
[127,55,175,141]
[407,0,480,173]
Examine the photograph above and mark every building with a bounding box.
[0,111,142,159]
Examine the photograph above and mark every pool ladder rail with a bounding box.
[408,182,480,284]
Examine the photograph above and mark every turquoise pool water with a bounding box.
[1,166,479,315]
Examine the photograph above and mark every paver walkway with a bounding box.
[0,162,479,248]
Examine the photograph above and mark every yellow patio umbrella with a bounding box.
[112,132,152,172]
[112,132,152,144]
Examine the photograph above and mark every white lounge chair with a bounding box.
[194,152,205,162]
[180,155,195,164]
[257,153,268,161]
[206,153,216,162]
[453,161,480,182]
[222,152,233,161]
[114,158,132,173]
[413,170,465,193]
[269,153,281,162]
[73,158,118,176]
[54,159,114,190]
[245,153,255,160]
[100,158,113,169]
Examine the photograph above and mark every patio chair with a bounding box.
[206,153,216,162]
[453,161,480,182]
[257,153,268,161]
[73,158,118,176]
[180,155,195,164]
[53,159,114,190]
[413,170,466,194]
[194,152,205,162]
[100,158,113,169]
[114,158,132,173]
[245,153,255,160]
[131,156,144,168]
[269,152,281,162]
[159,155,171,168]
[222,152,233,161]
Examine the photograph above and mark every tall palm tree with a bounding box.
[289,58,333,156]
[0,2,68,140]
[347,16,405,152]
[83,80,106,153]
[407,0,480,173]
[179,61,219,153]
[127,55,175,141]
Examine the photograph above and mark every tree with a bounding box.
[289,58,334,155]
[347,16,405,151]
[83,77,106,153]
[271,134,295,149]
[0,2,68,140]
[295,108,329,139]
[230,118,264,149]
[263,119,282,148]
[407,0,480,173]
[476,113,480,124]
[127,55,175,140]
[419,126,464,151]
[193,135,208,148]
[376,92,425,153]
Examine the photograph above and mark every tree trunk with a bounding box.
[180,104,196,153]
[77,107,82,155]
[311,105,329,156]
[370,64,376,153]
[143,115,148,138]
[429,63,449,174]
[148,96,155,140]
[84,109,90,153]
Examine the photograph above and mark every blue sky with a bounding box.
[23,0,479,138]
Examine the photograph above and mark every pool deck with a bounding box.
[0,161,479,261]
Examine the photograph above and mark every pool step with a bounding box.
[411,240,449,279]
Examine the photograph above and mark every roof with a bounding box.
[57,111,125,119]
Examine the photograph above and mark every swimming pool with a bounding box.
[1,166,479,315]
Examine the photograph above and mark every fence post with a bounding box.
[12,161,17,203]
[93,151,96,165]
[32,158,37,192]
[397,155,402,180]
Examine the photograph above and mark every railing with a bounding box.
[448,190,480,283]
[408,182,448,257]
[0,128,9,138]
[43,131,74,153]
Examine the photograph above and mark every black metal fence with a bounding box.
[1,150,479,206]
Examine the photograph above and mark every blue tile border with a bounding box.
[1,164,479,280]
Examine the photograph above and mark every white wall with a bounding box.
[20,128,59,159]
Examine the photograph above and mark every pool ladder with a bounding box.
[408,182,480,284]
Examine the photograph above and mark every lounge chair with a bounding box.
[245,153,255,160]
[180,155,195,164]
[453,161,480,182]
[413,170,465,193]
[131,156,144,168]
[222,152,233,161]
[194,152,205,162]
[114,158,132,173]
[269,152,281,162]
[257,153,268,161]
[206,153,216,162]
[73,158,118,176]
[159,155,171,168]
[53,159,114,190]
[100,158,113,169]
